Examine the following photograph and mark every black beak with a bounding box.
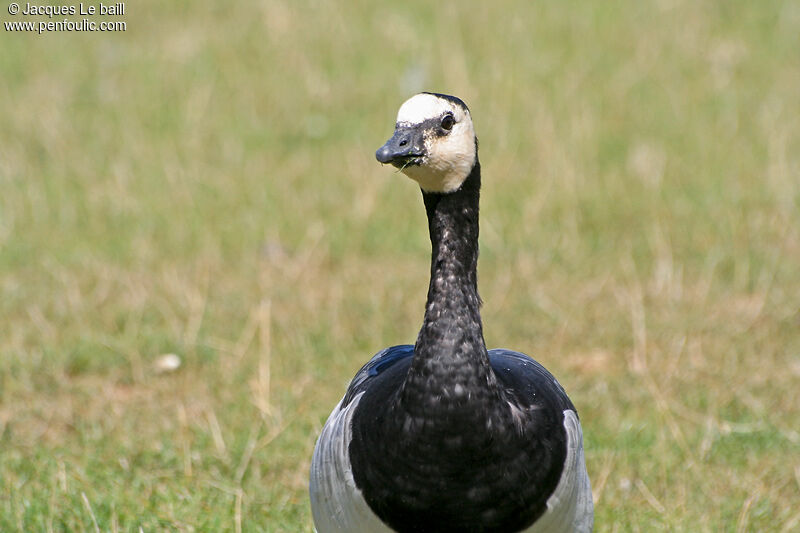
[376,127,425,166]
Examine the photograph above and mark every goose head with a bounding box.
[376,92,477,193]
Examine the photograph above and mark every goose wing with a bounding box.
[489,348,594,533]
[310,345,414,533]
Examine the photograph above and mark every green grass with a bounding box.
[1,0,799,531]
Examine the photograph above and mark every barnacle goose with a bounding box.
[310,93,593,532]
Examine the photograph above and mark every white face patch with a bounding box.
[393,93,477,193]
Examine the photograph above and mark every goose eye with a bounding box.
[441,114,455,131]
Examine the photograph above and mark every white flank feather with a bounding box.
[523,410,594,532]
[309,393,394,533]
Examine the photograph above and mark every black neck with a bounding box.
[399,160,500,412]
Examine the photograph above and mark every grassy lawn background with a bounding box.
[1,0,799,531]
